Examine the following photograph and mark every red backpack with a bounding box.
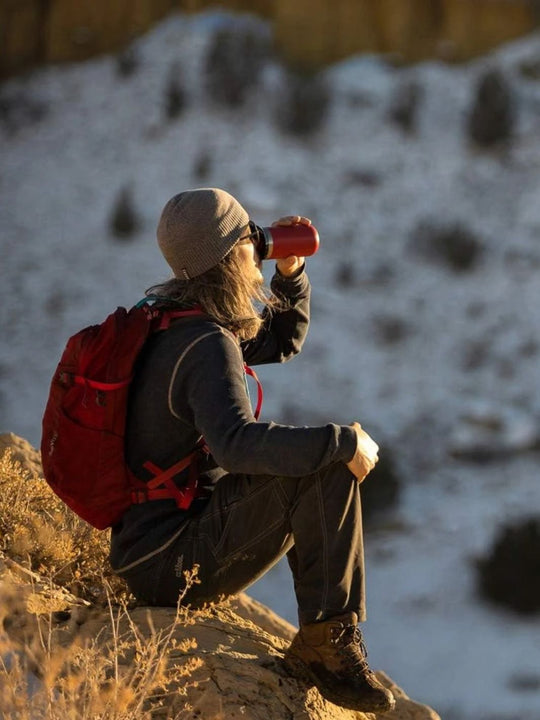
[41,302,263,530]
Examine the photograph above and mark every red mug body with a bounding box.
[256,224,320,260]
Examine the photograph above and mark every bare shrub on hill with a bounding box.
[388,79,423,134]
[274,70,330,137]
[0,88,48,136]
[109,186,140,240]
[44,290,68,318]
[467,67,515,148]
[475,516,540,615]
[519,337,538,359]
[461,337,491,372]
[372,314,412,346]
[335,261,356,288]
[116,44,140,78]
[342,167,382,188]
[193,149,212,182]
[409,218,484,272]
[205,25,271,107]
[164,62,187,120]
[334,259,394,290]
[517,56,540,81]
[361,447,401,527]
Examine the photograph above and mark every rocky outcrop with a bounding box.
[0,432,440,718]
[1,0,538,79]
[1,558,440,719]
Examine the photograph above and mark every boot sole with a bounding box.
[283,653,396,714]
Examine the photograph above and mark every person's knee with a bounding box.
[283,462,357,501]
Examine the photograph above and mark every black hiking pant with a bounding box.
[123,461,366,625]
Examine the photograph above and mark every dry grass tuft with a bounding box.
[0,449,210,718]
[0,581,203,719]
[0,449,126,603]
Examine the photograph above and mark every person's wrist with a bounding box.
[276,261,305,279]
[342,425,358,462]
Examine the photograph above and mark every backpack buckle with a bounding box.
[131,489,148,504]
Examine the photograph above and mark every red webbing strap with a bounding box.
[154,306,204,330]
[72,375,131,391]
[144,457,192,488]
[244,364,263,420]
[131,488,176,500]
[131,450,200,510]
[129,307,208,510]
[150,308,264,422]
[131,309,264,510]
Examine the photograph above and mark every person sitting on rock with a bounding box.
[109,187,395,714]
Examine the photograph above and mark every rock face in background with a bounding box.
[1,0,538,78]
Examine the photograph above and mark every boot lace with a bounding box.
[332,624,371,674]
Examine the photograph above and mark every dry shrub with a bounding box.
[361,448,401,526]
[467,67,515,148]
[476,516,540,615]
[409,218,484,273]
[0,579,203,720]
[109,187,140,240]
[0,88,48,136]
[274,70,330,137]
[116,45,139,78]
[334,261,356,288]
[518,57,540,81]
[164,62,187,121]
[388,79,423,134]
[192,149,212,183]
[204,24,271,107]
[0,449,125,603]
[0,450,210,718]
[372,314,412,346]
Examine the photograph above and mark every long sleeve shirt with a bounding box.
[109,268,357,572]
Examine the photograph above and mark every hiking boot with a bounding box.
[284,612,396,713]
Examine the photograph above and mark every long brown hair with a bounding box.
[147,245,280,340]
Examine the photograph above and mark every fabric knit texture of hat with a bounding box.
[156,188,250,279]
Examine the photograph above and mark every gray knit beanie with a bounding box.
[156,188,249,279]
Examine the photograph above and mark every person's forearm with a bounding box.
[241,269,311,365]
[207,419,357,477]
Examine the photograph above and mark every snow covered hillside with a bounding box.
[1,11,539,719]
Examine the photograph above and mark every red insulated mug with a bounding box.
[254,223,320,260]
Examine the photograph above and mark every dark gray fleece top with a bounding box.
[109,268,357,572]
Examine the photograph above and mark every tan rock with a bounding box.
[81,599,441,720]
[1,566,440,719]
[0,432,43,479]
[230,591,296,641]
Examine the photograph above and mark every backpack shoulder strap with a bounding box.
[244,364,263,420]
[155,307,205,330]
